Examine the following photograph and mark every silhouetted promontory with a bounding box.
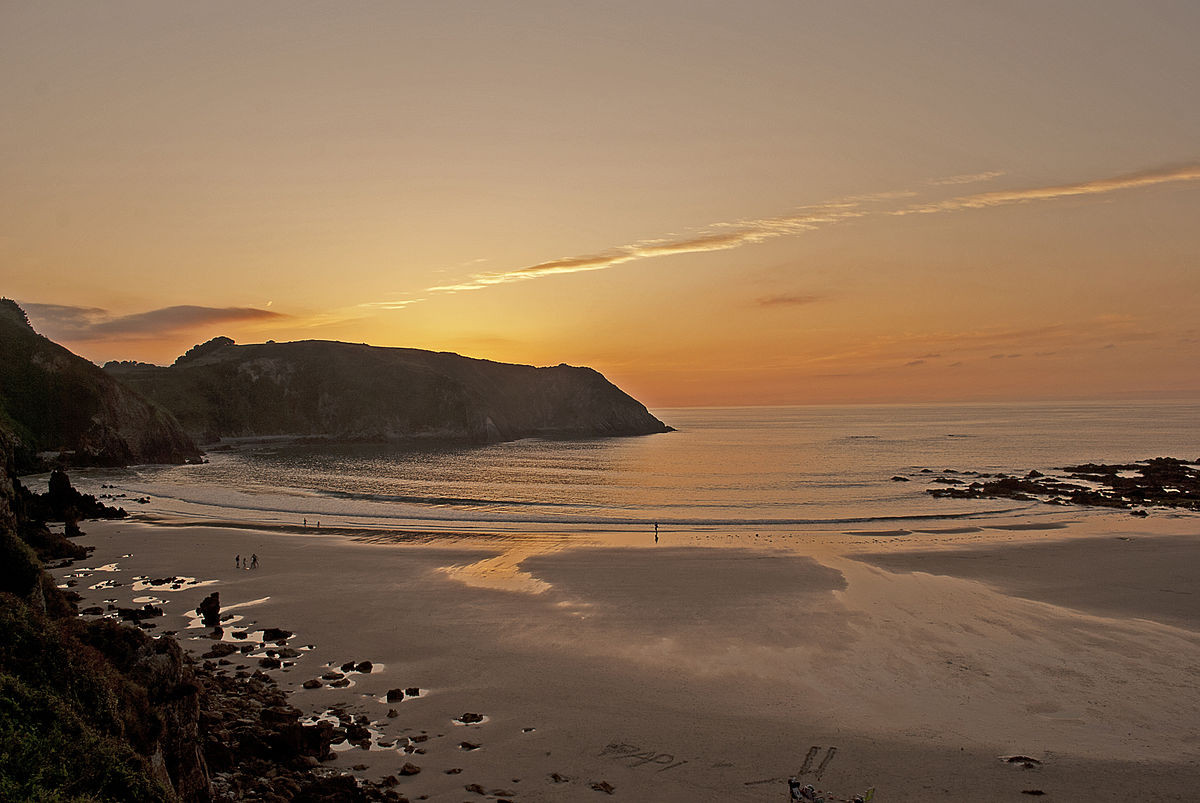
[0,300,201,468]
[105,336,673,444]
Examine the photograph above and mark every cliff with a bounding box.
[0,299,201,468]
[105,336,672,444]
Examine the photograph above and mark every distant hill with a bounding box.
[0,299,201,468]
[105,336,672,444]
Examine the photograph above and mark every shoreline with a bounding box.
[51,508,1200,801]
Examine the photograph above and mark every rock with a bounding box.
[590,780,616,794]
[445,768,463,774]
[322,671,345,680]
[890,476,910,482]
[404,687,420,697]
[386,708,398,718]
[261,627,292,642]
[352,763,368,771]
[261,705,302,726]
[459,741,480,750]
[354,661,373,673]
[293,773,368,802]
[303,679,323,689]
[203,642,239,659]
[259,657,282,669]
[330,678,351,688]
[457,712,484,724]
[386,688,405,702]
[81,606,104,615]
[549,772,570,783]
[116,603,164,622]
[196,591,221,627]
[232,630,248,639]
[464,783,487,795]
[399,762,421,776]
[341,661,357,672]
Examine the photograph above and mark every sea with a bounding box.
[55,401,1200,536]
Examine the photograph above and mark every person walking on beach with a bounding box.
[250,553,258,569]
[235,554,240,569]
[654,522,659,543]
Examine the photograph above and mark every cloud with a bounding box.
[356,299,426,311]
[23,303,284,342]
[756,293,821,307]
[898,162,1200,215]
[406,161,1200,301]
[426,204,868,294]
[929,170,1006,186]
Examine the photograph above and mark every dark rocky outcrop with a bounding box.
[0,299,201,468]
[0,418,404,802]
[196,592,221,628]
[105,336,671,444]
[927,457,1200,511]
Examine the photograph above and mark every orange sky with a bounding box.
[3,2,1198,406]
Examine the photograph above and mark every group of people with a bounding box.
[234,553,258,570]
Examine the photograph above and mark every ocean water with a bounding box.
[66,401,1200,534]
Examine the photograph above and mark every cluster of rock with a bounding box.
[925,457,1200,512]
[196,665,407,802]
[0,436,411,801]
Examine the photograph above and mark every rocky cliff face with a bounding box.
[106,337,672,444]
[0,299,201,467]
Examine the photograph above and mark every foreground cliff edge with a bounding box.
[106,336,672,445]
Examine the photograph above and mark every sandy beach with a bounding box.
[53,511,1200,802]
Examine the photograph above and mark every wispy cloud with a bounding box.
[395,161,1200,301]
[426,203,869,293]
[356,299,426,311]
[23,303,284,342]
[928,170,1005,186]
[898,162,1200,215]
[756,293,822,307]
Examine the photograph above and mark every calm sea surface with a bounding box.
[68,402,1200,534]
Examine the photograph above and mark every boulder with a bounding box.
[196,592,220,627]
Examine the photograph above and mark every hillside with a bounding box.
[105,337,672,444]
[0,300,201,468]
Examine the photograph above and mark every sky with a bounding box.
[2,1,1198,407]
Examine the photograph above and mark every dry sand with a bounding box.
[53,510,1200,801]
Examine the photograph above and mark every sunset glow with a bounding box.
[4,2,1197,405]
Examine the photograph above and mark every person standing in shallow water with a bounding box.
[250,553,258,569]
[654,522,659,543]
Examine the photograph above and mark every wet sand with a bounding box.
[55,512,1200,801]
